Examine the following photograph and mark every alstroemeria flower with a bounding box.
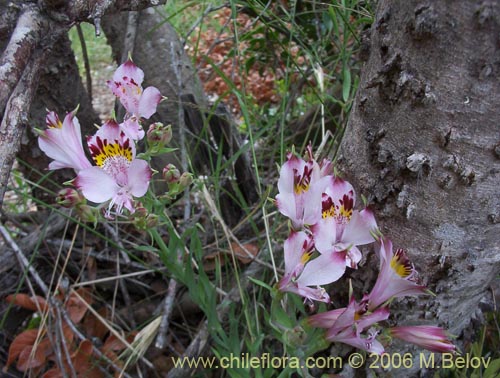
[75,125,151,215]
[321,298,390,355]
[367,238,428,310]
[311,177,378,269]
[37,111,92,172]
[107,60,162,140]
[278,231,330,303]
[389,326,455,353]
[276,147,331,230]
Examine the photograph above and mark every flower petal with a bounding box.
[127,159,152,197]
[138,86,162,119]
[281,284,330,303]
[275,192,297,222]
[390,326,455,353]
[75,167,118,203]
[311,217,337,254]
[308,308,346,329]
[120,118,144,141]
[38,113,91,172]
[328,328,385,355]
[277,154,304,195]
[113,60,144,86]
[327,177,356,209]
[340,208,378,247]
[297,250,347,286]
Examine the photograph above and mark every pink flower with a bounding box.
[37,111,92,172]
[389,326,455,353]
[367,238,428,310]
[75,127,151,215]
[311,177,378,269]
[278,231,330,303]
[320,298,390,354]
[276,147,331,230]
[330,328,385,355]
[107,60,162,140]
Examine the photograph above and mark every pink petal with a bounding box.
[46,111,61,128]
[327,298,357,335]
[277,154,303,195]
[327,177,356,208]
[283,231,309,277]
[75,167,118,203]
[297,250,347,286]
[138,86,161,119]
[127,159,152,197]
[311,217,337,254]
[282,284,330,303]
[368,238,428,310]
[308,308,346,328]
[341,208,378,247]
[302,176,330,226]
[275,192,298,223]
[120,118,144,140]
[38,113,91,172]
[328,329,385,355]
[390,326,455,353]
[377,238,393,265]
[113,60,144,86]
[357,307,390,332]
[95,119,122,141]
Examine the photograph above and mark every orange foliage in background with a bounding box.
[4,289,134,377]
[188,8,285,114]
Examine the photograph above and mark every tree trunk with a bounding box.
[339,0,500,354]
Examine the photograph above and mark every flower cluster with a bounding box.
[275,146,455,355]
[37,60,184,219]
[276,146,377,303]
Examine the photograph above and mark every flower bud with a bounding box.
[76,204,98,223]
[162,164,180,183]
[147,122,172,145]
[145,214,159,228]
[56,188,85,208]
[179,172,194,188]
[133,202,148,218]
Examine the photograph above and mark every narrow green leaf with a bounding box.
[342,66,351,102]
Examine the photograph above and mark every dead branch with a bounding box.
[0,4,47,116]
[0,48,45,209]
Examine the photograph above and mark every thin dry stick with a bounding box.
[0,224,133,378]
[76,24,92,101]
[55,308,78,378]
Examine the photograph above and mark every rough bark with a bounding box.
[338,0,500,366]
